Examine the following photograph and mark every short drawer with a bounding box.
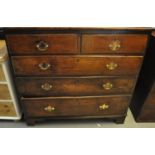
[0,102,17,116]
[6,34,80,54]
[82,34,148,54]
[0,65,5,81]
[16,77,135,97]
[22,95,130,117]
[0,84,11,100]
[12,56,143,76]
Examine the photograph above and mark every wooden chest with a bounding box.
[4,28,151,125]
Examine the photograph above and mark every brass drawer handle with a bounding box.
[38,62,51,70]
[109,40,121,51]
[44,105,55,112]
[102,82,113,90]
[99,104,109,110]
[106,62,118,70]
[36,40,49,51]
[41,83,52,91]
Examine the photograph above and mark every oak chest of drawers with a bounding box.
[4,28,151,125]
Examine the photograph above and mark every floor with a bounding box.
[0,110,155,128]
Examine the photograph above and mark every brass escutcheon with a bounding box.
[44,105,55,112]
[102,82,113,90]
[109,40,121,51]
[106,62,118,70]
[99,104,109,110]
[41,83,52,91]
[38,62,51,70]
[36,40,49,51]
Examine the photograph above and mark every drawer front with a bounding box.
[82,34,148,54]
[0,84,11,100]
[16,77,135,97]
[6,34,80,54]
[0,102,17,116]
[12,56,143,76]
[22,96,130,117]
[0,65,5,81]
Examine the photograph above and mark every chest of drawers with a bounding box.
[4,28,151,125]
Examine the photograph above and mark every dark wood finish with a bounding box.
[26,119,36,126]
[6,34,80,54]
[136,84,155,122]
[143,95,155,107]
[3,27,153,36]
[149,85,155,93]
[16,77,135,97]
[22,95,130,118]
[114,116,126,124]
[137,107,155,122]
[25,116,127,125]
[3,27,152,125]
[12,56,143,76]
[82,34,148,54]
[130,32,155,122]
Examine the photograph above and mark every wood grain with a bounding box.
[16,77,135,97]
[22,95,130,117]
[12,56,143,76]
[82,34,148,54]
[6,34,80,54]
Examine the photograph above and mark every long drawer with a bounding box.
[16,77,135,97]
[22,95,130,118]
[82,34,148,54]
[12,56,143,76]
[6,34,80,54]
